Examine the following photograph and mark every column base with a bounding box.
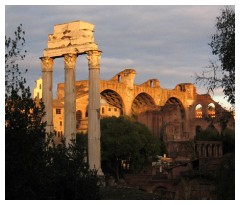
[97,170,106,187]
[97,168,104,176]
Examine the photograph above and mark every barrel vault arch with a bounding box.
[100,89,125,115]
[131,92,157,118]
[164,97,186,119]
[162,97,187,141]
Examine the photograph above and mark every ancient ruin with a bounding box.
[35,20,235,199]
[39,20,234,177]
[35,67,234,161]
[41,20,102,175]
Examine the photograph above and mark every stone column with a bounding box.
[208,144,212,157]
[213,145,216,157]
[124,103,133,116]
[216,144,220,157]
[184,108,190,138]
[64,53,77,145]
[219,144,223,157]
[202,144,206,157]
[196,144,200,157]
[87,50,103,175]
[41,57,54,135]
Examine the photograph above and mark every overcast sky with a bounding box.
[5,4,234,108]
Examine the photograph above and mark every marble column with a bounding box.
[41,57,54,135]
[64,53,77,145]
[87,50,103,175]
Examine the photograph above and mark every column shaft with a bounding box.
[41,57,54,135]
[64,53,77,145]
[87,50,103,175]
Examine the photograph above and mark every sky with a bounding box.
[4,3,236,109]
[1,1,239,202]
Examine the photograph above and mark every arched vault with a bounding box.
[132,92,156,117]
[164,97,185,119]
[100,89,124,114]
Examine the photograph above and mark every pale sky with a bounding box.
[4,2,236,109]
[1,1,239,202]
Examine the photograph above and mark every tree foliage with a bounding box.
[41,138,100,199]
[100,116,161,180]
[195,124,234,155]
[5,25,100,199]
[5,24,27,94]
[196,6,235,105]
[5,24,46,199]
[195,124,220,141]
[215,153,235,199]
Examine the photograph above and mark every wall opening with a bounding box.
[195,104,202,118]
[208,103,215,118]
[118,75,122,83]
[76,110,82,129]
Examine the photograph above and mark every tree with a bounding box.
[42,138,100,199]
[100,116,161,181]
[5,24,47,199]
[215,153,235,199]
[5,25,100,199]
[5,24,27,94]
[195,124,220,141]
[196,6,235,106]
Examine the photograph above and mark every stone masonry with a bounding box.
[41,20,103,175]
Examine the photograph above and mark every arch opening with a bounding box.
[100,89,124,117]
[161,97,186,141]
[131,92,156,118]
[118,75,122,83]
[208,103,215,118]
[164,97,185,120]
[195,104,203,118]
[76,110,82,129]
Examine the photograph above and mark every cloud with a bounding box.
[5,5,230,106]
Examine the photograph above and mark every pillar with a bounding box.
[208,144,212,157]
[184,108,190,138]
[213,145,216,157]
[64,53,77,145]
[216,144,220,157]
[87,50,103,175]
[203,144,206,157]
[41,57,54,135]
[219,143,223,157]
[124,104,133,116]
[196,144,200,157]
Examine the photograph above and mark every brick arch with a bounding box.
[100,89,125,115]
[161,97,187,140]
[207,102,216,118]
[131,92,156,117]
[164,97,186,120]
[195,104,203,118]
[194,94,223,118]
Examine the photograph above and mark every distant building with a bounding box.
[33,77,42,99]
[33,69,234,160]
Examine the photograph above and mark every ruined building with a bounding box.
[33,20,234,197]
[34,20,235,172]
[33,68,234,161]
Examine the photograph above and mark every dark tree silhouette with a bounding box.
[196,6,235,106]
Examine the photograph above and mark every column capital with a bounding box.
[86,50,102,69]
[64,53,77,69]
[40,56,54,72]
